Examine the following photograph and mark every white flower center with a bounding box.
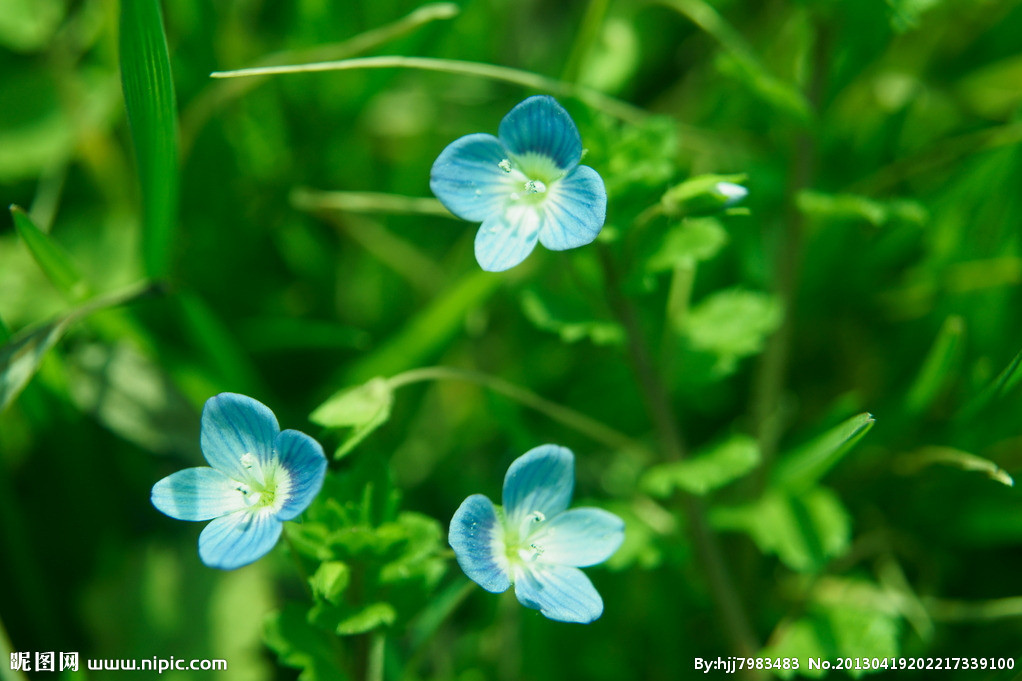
[507,509,550,564]
[235,452,292,513]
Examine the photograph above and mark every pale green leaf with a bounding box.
[120,0,179,278]
[309,562,351,605]
[773,413,875,490]
[711,487,851,572]
[684,289,782,372]
[334,602,396,636]
[642,434,760,496]
[520,289,624,346]
[796,190,928,227]
[311,378,393,428]
[645,218,728,273]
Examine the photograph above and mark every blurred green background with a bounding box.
[2,0,1022,679]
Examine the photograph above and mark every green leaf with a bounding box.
[905,315,964,414]
[11,205,90,301]
[264,602,346,681]
[0,0,66,52]
[0,284,157,414]
[773,413,875,490]
[796,190,928,227]
[64,342,199,455]
[711,487,851,572]
[309,561,351,605]
[684,289,782,372]
[896,446,1013,487]
[120,0,179,278]
[642,434,760,496]
[645,217,728,273]
[311,377,393,459]
[333,602,396,636]
[520,289,624,346]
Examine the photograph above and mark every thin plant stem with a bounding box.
[597,245,762,665]
[292,188,454,218]
[401,579,475,679]
[367,631,385,681]
[561,0,610,84]
[387,366,646,454]
[210,56,648,124]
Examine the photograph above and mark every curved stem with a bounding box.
[387,366,645,454]
[597,245,761,665]
[211,56,647,124]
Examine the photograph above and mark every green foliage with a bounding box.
[10,206,89,302]
[773,413,875,491]
[119,0,179,278]
[642,434,760,496]
[520,289,624,346]
[684,289,782,374]
[311,377,394,459]
[644,218,728,273]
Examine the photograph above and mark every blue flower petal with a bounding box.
[513,562,604,623]
[198,509,283,570]
[449,494,512,593]
[474,205,541,272]
[430,133,515,221]
[502,445,574,529]
[538,165,607,251]
[201,393,279,479]
[274,429,327,521]
[151,467,248,521]
[529,508,625,567]
[498,96,582,173]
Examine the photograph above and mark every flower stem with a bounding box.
[366,631,385,681]
[387,365,646,454]
[597,245,761,665]
[281,526,315,601]
[210,56,647,124]
[291,188,454,218]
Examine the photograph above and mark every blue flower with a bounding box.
[430,96,607,272]
[152,393,327,570]
[449,444,625,623]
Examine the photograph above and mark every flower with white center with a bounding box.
[430,96,607,272]
[449,444,625,623]
[151,393,327,570]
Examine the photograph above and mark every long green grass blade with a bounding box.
[773,413,876,490]
[120,0,178,278]
[10,204,90,301]
[905,315,965,414]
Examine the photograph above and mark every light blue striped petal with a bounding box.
[151,467,247,521]
[198,509,283,570]
[502,445,574,529]
[538,165,607,251]
[513,562,604,623]
[528,507,625,567]
[430,133,515,221]
[449,494,511,593]
[498,96,582,172]
[474,205,541,272]
[200,393,279,479]
[274,429,327,521]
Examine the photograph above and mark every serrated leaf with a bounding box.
[905,315,964,414]
[711,487,851,572]
[642,434,760,496]
[334,602,396,636]
[520,289,624,346]
[773,413,875,490]
[120,0,179,278]
[645,218,728,273]
[309,561,351,605]
[684,289,782,372]
[10,205,90,301]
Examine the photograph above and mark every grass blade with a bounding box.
[773,413,876,490]
[120,0,179,278]
[10,204,90,301]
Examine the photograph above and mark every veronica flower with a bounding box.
[152,393,327,570]
[430,95,607,272]
[449,444,625,623]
